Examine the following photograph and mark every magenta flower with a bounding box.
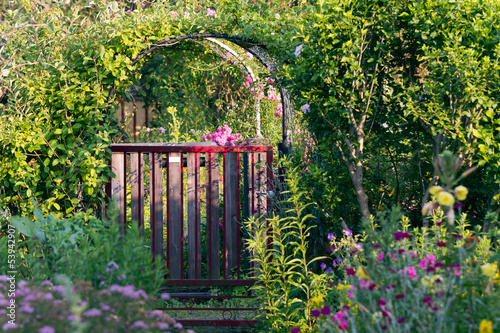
[161,293,171,300]
[291,328,300,333]
[141,3,145,8]
[311,309,321,317]
[345,268,355,276]
[394,231,411,241]
[372,244,380,248]
[436,241,446,247]
[395,293,405,299]
[405,266,417,279]
[422,296,432,304]
[378,298,386,307]
[126,9,131,14]
[398,317,406,324]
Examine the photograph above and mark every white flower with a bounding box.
[301,104,310,114]
[294,44,303,58]
[381,122,388,128]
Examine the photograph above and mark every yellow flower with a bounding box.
[429,186,443,196]
[311,297,324,306]
[479,319,493,333]
[421,275,443,288]
[481,263,498,278]
[454,185,468,201]
[356,266,370,280]
[437,191,455,206]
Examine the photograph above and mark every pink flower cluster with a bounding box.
[206,8,215,16]
[202,125,244,146]
[247,77,281,102]
[333,310,349,330]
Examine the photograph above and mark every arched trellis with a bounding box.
[109,33,292,156]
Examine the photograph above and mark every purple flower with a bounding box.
[343,229,353,236]
[291,328,300,333]
[161,293,171,300]
[345,268,355,276]
[131,321,148,330]
[327,267,333,274]
[67,314,76,321]
[159,127,165,134]
[311,309,321,317]
[422,296,432,304]
[356,243,363,249]
[2,322,15,331]
[372,244,380,248]
[0,275,11,282]
[327,233,334,240]
[436,241,446,247]
[106,261,119,273]
[174,322,183,329]
[397,317,406,324]
[83,308,102,317]
[452,234,463,239]
[18,280,28,289]
[157,322,169,329]
[51,285,65,295]
[41,280,53,287]
[320,262,326,270]
[395,294,405,300]
[321,306,331,316]
[39,327,55,333]
[20,305,34,313]
[394,231,412,241]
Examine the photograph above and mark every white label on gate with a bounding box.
[169,156,181,163]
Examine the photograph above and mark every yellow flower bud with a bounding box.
[356,266,370,280]
[311,296,324,306]
[437,191,455,206]
[429,186,443,196]
[481,263,498,278]
[454,185,468,201]
[479,319,493,333]
[422,201,435,216]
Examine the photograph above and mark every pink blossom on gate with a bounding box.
[207,8,216,16]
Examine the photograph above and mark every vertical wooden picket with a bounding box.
[130,153,144,236]
[111,153,126,227]
[150,152,164,262]
[206,153,220,279]
[187,153,201,279]
[224,153,239,278]
[168,153,183,279]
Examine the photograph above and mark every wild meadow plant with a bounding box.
[313,152,500,333]
[245,170,333,332]
[0,277,192,332]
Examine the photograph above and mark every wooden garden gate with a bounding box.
[106,142,273,327]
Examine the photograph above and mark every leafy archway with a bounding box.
[0,4,294,216]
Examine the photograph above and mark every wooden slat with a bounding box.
[224,153,239,278]
[130,153,144,236]
[187,153,201,279]
[150,153,163,262]
[207,153,220,279]
[168,152,183,279]
[255,153,267,217]
[111,153,126,226]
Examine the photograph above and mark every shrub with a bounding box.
[0,277,192,332]
[0,206,163,294]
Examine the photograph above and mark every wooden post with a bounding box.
[150,152,163,262]
[130,153,144,236]
[206,153,220,279]
[224,153,239,278]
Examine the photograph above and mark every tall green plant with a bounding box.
[245,170,332,332]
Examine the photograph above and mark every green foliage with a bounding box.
[245,170,333,332]
[0,206,164,294]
